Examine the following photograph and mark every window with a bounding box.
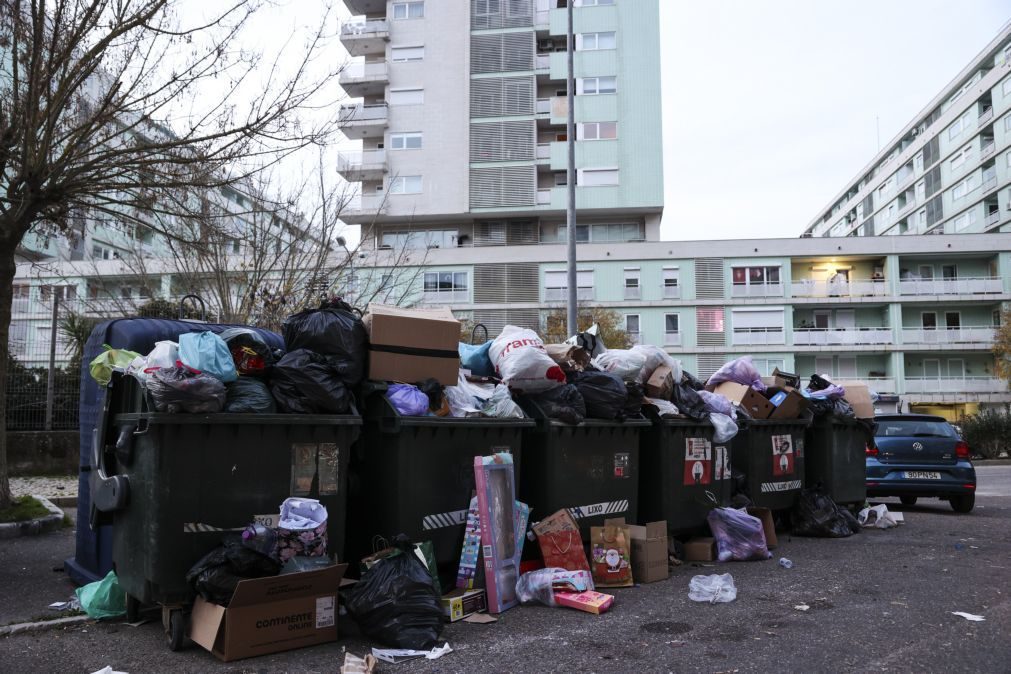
[556,223,642,242]
[731,308,785,345]
[423,271,468,299]
[942,264,957,279]
[1004,77,1011,97]
[92,244,114,260]
[577,76,616,95]
[392,1,424,19]
[732,266,781,287]
[994,309,1002,326]
[544,269,594,300]
[664,314,680,345]
[662,268,679,298]
[578,168,619,186]
[577,122,617,140]
[950,144,973,170]
[751,358,785,377]
[624,314,640,337]
[389,88,424,105]
[623,269,640,299]
[915,180,925,202]
[877,176,894,199]
[390,132,422,150]
[947,110,972,140]
[553,172,568,187]
[1005,115,1011,132]
[389,175,423,194]
[578,0,615,5]
[952,209,978,231]
[39,285,77,301]
[951,174,978,200]
[921,312,937,329]
[577,31,616,51]
[381,229,457,249]
[945,312,961,329]
[391,46,425,62]
[914,152,924,173]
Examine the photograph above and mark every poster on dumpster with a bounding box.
[290,443,340,496]
[683,438,712,486]
[772,434,794,476]
[713,445,730,481]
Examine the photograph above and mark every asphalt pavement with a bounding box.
[2,465,1010,673]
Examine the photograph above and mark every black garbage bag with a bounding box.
[225,377,277,413]
[270,349,351,414]
[147,365,226,413]
[624,382,645,417]
[218,327,277,376]
[568,370,627,420]
[832,399,856,419]
[681,369,706,391]
[806,397,834,417]
[282,301,368,386]
[791,487,860,538]
[671,382,707,421]
[344,536,443,649]
[416,378,445,413]
[186,540,282,605]
[528,384,586,424]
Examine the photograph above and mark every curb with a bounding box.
[48,496,78,508]
[0,614,92,637]
[0,496,65,539]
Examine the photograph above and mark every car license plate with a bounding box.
[904,471,941,480]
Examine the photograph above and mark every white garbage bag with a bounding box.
[490,326,565,393]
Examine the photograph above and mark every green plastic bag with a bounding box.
[75,570,126,619]
[89,344,142,386]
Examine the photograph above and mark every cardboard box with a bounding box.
[771,367,801,389]
[747,507,777,550]
[555,590,614,614]
[683,537,716,562]
[362,304,460,386]
[645,365,674,400]
[190,564,347,662]
[441,588,487,622]
[836,381,875,419]
[712,382,775,420]
[605,518,668,583]
[769,389,810,420]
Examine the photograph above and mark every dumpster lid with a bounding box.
[113,412,362,426]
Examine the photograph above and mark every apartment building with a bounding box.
[804,22,1011,238]
[336,0,665,328]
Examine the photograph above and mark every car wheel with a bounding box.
[899,496,917,506]
[950,494,975,514]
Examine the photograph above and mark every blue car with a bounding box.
[866,414,976,513]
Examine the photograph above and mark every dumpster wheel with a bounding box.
[164,607,188,651]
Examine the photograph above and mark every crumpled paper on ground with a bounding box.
[858,504,899,529]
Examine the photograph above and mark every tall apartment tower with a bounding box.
[803,22,1011,238]
[337,0,663,329]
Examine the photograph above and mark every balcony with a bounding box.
[905,377,1007,394]
[339,62,389,97]
[663,285,681,299]
[535,53,551,70]
[793,327,892,346]
[536,143,551,160]
[901,326,996,345]
[336,149,387,181]
[338,103,388,139]
[863,377,896,394]
[341,193,386,223]
[898,277,1003,296]
[545,287,594,301]
[423,289,469,305]
[985,210,1001,229]
[790,278,889,298]
[664,332,682,347]
[537,188,552,205]
[731,282,784,298]
[982,173,998,194]
[978,106,994,125]
[624,286,641,300]
[981,139,996,158]
[342,0,385,14]
[731,328,785,346]
[340,19,389,56]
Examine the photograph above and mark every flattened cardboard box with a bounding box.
[835,381,875,419]
[363,304,460,386]
[712,382,775,420]
[769,389,809,420]
[190,564,347,662]
[605,518,668,583]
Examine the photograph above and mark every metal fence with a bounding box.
[7,299,87,432]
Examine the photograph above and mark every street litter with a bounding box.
[371,644,453,664]
[688,574,737,603]
[951,612,985,621]
[794,604,810,611]
[779,558,793,569]
[89,668,128,674]
[858,504,900,529]
[341,652,378,674]
[48,598,81,611]
[76,570,126,619]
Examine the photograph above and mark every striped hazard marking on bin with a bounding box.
[422,509,469,531]
[569,500,629,520]
[183,522,244,533]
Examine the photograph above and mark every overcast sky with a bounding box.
[662,1,1011,240]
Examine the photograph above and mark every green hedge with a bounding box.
[960,410,1011,459]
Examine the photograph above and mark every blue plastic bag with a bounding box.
[386,384,430,416]
[459,341,495,377]
[179,331,238,383]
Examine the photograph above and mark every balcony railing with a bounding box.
[423,289,468,304]
[664,332,682,347]
[623,286,641,300]
[536,98,552,114]
[901,326,996,345]
[793,327,892,346]
[340,61,389,84]
[338,102,389,123]
[341,18,389,37]
[982,174,998,194]
[863,377,896,394]
[536,143,551,159]
[981,139,996,158]
[731,328,785,345]
[790,278,889,298]
[731,282,783,298]
[336,149,387,176]
[898,277,1003,295]
[663,284,681,299]
[978,106,994,125]
[985,210,1001,228]
[537,188,552,205]
[545,287,594,301]
[535,53,551,69]
[904,377,1007,394]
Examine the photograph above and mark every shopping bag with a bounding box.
[589,523,633,588]
[532,509,590,573]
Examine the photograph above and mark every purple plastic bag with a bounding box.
[706,356,767,392]
[706,507,771,562]
[386,384,430,416]
[698,390,733,417]
[806,384,846,400]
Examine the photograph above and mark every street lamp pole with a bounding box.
[565,0,577,336]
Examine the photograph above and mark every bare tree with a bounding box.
[0,0,343,506]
